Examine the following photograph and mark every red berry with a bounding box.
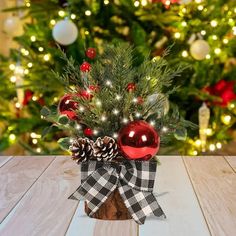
[80,61,91,72]
[137,96,144,104]
[126,83,136,92]
[86,48,96,59]
[84,127,93,136]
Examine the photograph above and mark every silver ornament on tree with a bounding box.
[198,102,210,152]
[52,18,78,45]
[146,93,170,117]
[190,39,210,60]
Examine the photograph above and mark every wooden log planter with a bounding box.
[84,189,132,220]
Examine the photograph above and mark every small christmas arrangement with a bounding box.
[41,44,194,224]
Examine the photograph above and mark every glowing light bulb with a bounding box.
[79,106,85,112]
[24,69,29,75]
[193,150,198,156]
[43,54,51,61]
[182,8,187,13]
[113,133,118,139]
[30,36,36,42]
[106,80,112,86]
[96,100,102,106]
[58,10,65,17]
[26,2,30,7]
[223,38,229,44]
[162,126,168,132]
[85,10,92,16]
[9,64,15,70]
[113,109,119,115]
[174,32,181,39]
[122,118,128,124]
[93,129,99,135]
[36,148,41,153]
[195,0,202,3]
[71,14,76,19]
[212,35,218,40]
[50,19,56,25]
[141,0,148,6]
[116,95,121,100]
[197,5,204,11]
[75,124,81,130]
[222,115,231,125]
[85,30,90,35]
[38,47,44,52]
[32,96,38,101]
[206,128,213,136]
[27,62,33,68]
[15,102,21,108]
[195,139,202,146]
[182,50,188,57]
[30,132,37,138]
[210,20,218,27]
[214,48,221,55]
[150,120,155,126]
[206,54,211,59]
[209,144,216,151]
[101,115,107,122]
[200,30,206,35]
[216,142,222,149]
[10,76,16,83]
[9,134,16,141]
[135,112,141,118]
[134,1,140,7]
[104,0,109,4]
[181,21,187,27]
[32,139,38,144]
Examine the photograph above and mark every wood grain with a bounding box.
[66,201,138,236]
[140,156,210,236]
[225,156,236,172]
[0,156,12,168]
[184,156,236,236]
[0,156,54,223]
[0,156,80,236]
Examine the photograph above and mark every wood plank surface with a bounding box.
[224,156,236,172]
[0,156,80,236]
[0,156,12,168]
[140,156,210,236]
[0,156,54,223]
[183,156,236,236]
[66,201,138,236]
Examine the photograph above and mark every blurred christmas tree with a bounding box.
[0,0,235,155]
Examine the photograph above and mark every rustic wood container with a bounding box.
[84,189,132,220]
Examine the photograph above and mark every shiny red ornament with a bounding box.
[118,120,160,161]
[58,94,79,120]
[84,127,93,137]
[79,85,99,100]
[86,48,96,59]
[80,61,91,72]
[22,89,34,106]
[126,83,136,92]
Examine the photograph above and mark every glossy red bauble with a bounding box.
[79,85,99,100]
[118,120,160,161]
[84,127,93,137]
[86,48,96,59]
[80,61,91,72]
[58,94,79,120]
[126,83,136,92]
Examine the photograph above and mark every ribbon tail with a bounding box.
[68,186,85,201]
[118,183,166,225]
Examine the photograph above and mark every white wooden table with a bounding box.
[0,156,235,236]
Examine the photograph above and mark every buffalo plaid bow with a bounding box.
[69,160,166,224]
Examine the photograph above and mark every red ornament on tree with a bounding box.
[204,79,236,107]
[79,85,99,100]
[86,48,96,59]
[118,120,160,161]
[22,89,34,106]
[84,127,93,137]
[80,61,91,72]
[126,83,136,92]
[58,94,79,120]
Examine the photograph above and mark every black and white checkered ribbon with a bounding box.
[69,160,166,224]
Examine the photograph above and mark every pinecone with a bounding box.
[94,136,119,161]
[69,138,94,163]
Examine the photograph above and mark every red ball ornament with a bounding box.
[84,127,93,137]
[58,94,79,120]
[118,120,160,161]
[126,83,136,92]
[80,61,91,72]
[86,48,96,59]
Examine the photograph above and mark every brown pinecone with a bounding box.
[69,138,94,163]
[94,136,118,161]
